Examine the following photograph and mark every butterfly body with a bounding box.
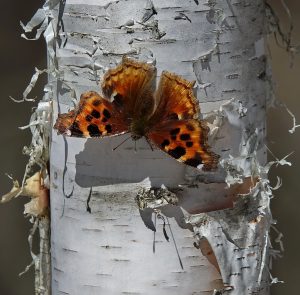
[54,57,219,171]
[130,118,149,140]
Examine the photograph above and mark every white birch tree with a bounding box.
[18,0,281,294]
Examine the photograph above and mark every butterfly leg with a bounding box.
[112,133,131,151]
[145,137,154,151]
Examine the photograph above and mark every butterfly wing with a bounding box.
[101,57,156,119]
[147,119,219,170]
[149,71,200,125]
[148,71,219,170]
[54,91,128,137]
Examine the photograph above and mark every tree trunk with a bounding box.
[45,0,270,294]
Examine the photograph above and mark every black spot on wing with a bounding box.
[70,121,83,136]
[170,128,180,136]
[103,109,111,119]
[113,93,123,108]
[102,117,108,123]
[168,146,186,159]
[87,124,102,137]
[186,124,195,131]
[161,139,170,149]
[184,152,203,167]
[186,141,193,147]
[93,99,101,106]
[91,109,100,119]
[180,133,191,141]
[170,128,180,140]
[105,124,112,133]
[167,113,179,120]
[184,158,202,167]
[85,114,93,122]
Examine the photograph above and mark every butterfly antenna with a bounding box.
[146,137,154,151]
[166,217,184,270]
[134,140,137,153]
[112,134,131,151]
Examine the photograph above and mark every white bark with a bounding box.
[42,0,270,294]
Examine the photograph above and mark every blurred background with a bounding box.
[0,1,298,294]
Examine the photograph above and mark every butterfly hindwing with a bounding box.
[147,119,219,170]
[54,91,128,138]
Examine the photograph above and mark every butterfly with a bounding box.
[54,57,219,171]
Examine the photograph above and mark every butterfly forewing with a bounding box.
[101,57,156,120]
[54,91,128,138]
[149,71,200,125]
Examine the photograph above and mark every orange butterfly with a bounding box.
[54,57,219,170]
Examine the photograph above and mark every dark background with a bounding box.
[0,1,299,294]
